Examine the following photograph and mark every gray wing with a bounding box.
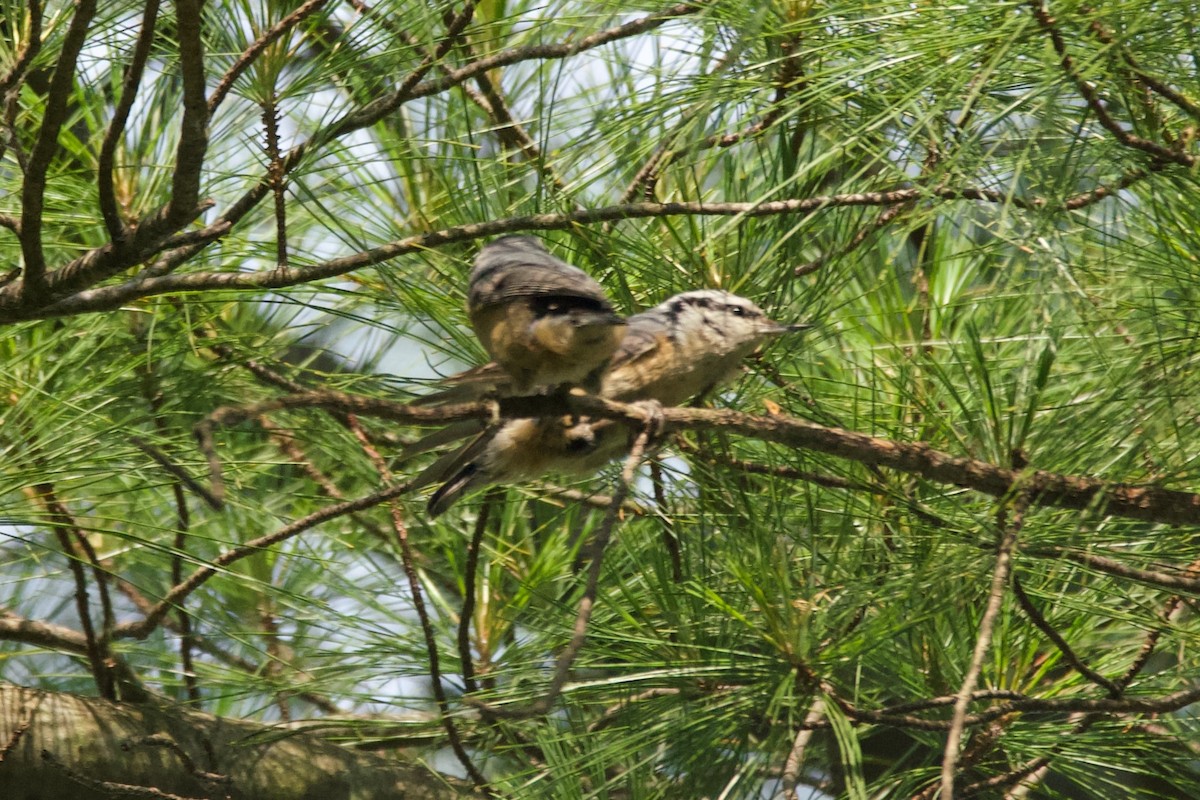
[407,424,500,494]
[396,420,488,463]
[468,236,612,309]
[607,306,674,369]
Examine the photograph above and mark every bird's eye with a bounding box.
[729,305,744,316]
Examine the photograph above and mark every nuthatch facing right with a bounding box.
[418,289,808,516]
[465,236,627,394]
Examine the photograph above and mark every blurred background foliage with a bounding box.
[1,0,1199,797]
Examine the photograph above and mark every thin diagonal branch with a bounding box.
[19,0,97,301]
[114,579,342,713]
[1011,574,1121,696]
[940,493,1027,800]
[1027,0,1195,168]
[458,491,497,697]
[97,0,161,242]
[208,0,332,113]
[129,436,223,511]
[1082,8,1200,122]
[114,480,413,641]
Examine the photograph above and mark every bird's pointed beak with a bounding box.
[762,320,812,335]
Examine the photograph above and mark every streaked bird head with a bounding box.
[660,289,806,358]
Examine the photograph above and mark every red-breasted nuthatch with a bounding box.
[465,235,627,394]
[420,290,807,516]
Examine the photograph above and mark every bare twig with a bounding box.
[532,484,649,515]
[262,93,289,267]
[795,200,914,276]
[1117,596,1182,691]
[133,735,230,790]
[42,749,211,800]
[940,493,1028,800]
[260,418,392,542]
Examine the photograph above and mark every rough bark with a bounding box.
[0,682,474,800]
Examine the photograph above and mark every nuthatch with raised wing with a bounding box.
[465,235,627,394]
[419,289,808,517]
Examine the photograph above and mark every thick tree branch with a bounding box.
[0,682,473,800]
[196,390,1200,527]
[152,0,210,233]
